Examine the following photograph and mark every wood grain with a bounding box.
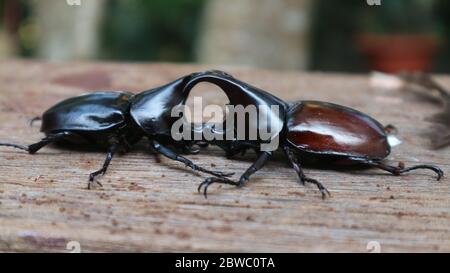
[0,60,449,253]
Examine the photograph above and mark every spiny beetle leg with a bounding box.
[283,145,330,199]
[87,179,103,190]
[184,161,234,178]
[151,140,234,178]
[349,157,444,181]
[198,177,240,199]
[87,142,120,190]
[302,177,331,199]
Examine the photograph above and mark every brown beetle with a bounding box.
[181,70,443,198]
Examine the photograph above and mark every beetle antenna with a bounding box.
[0,142,29,152]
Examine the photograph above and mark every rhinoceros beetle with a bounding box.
[0,72,232,189]
[180,70,444,198]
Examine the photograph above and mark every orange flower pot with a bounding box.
[358,33,440,73]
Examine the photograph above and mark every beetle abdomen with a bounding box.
[286,101,390,159]
[41,91,133,133]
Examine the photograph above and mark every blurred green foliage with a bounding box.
[100,0,206,62]
[16,0,34,57]
[358,0,441,34]
[0,0,34,56]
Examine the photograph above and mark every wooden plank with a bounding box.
[0,60,449,252]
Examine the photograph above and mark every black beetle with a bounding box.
[179,70,444,198]
[0,73,232,189]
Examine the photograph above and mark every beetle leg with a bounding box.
[198,177,239,199]
[0,142,29,152]
[349,157,444,181]
[283,146,305,186]
[88,142,120,190]
[197,151,272,198]
[0,132,71,154]
[148,144,162,163]
[28,132,73,154]
[238,151,272,186]
[283,146,331,199]
[150,140,234,178]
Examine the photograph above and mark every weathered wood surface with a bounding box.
[0,60,449,253]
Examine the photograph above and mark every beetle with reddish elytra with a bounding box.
[179,70,444,199]
[0,72,233,189]
[0,70,444,198]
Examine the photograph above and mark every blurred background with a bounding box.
[0,0,449,73]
